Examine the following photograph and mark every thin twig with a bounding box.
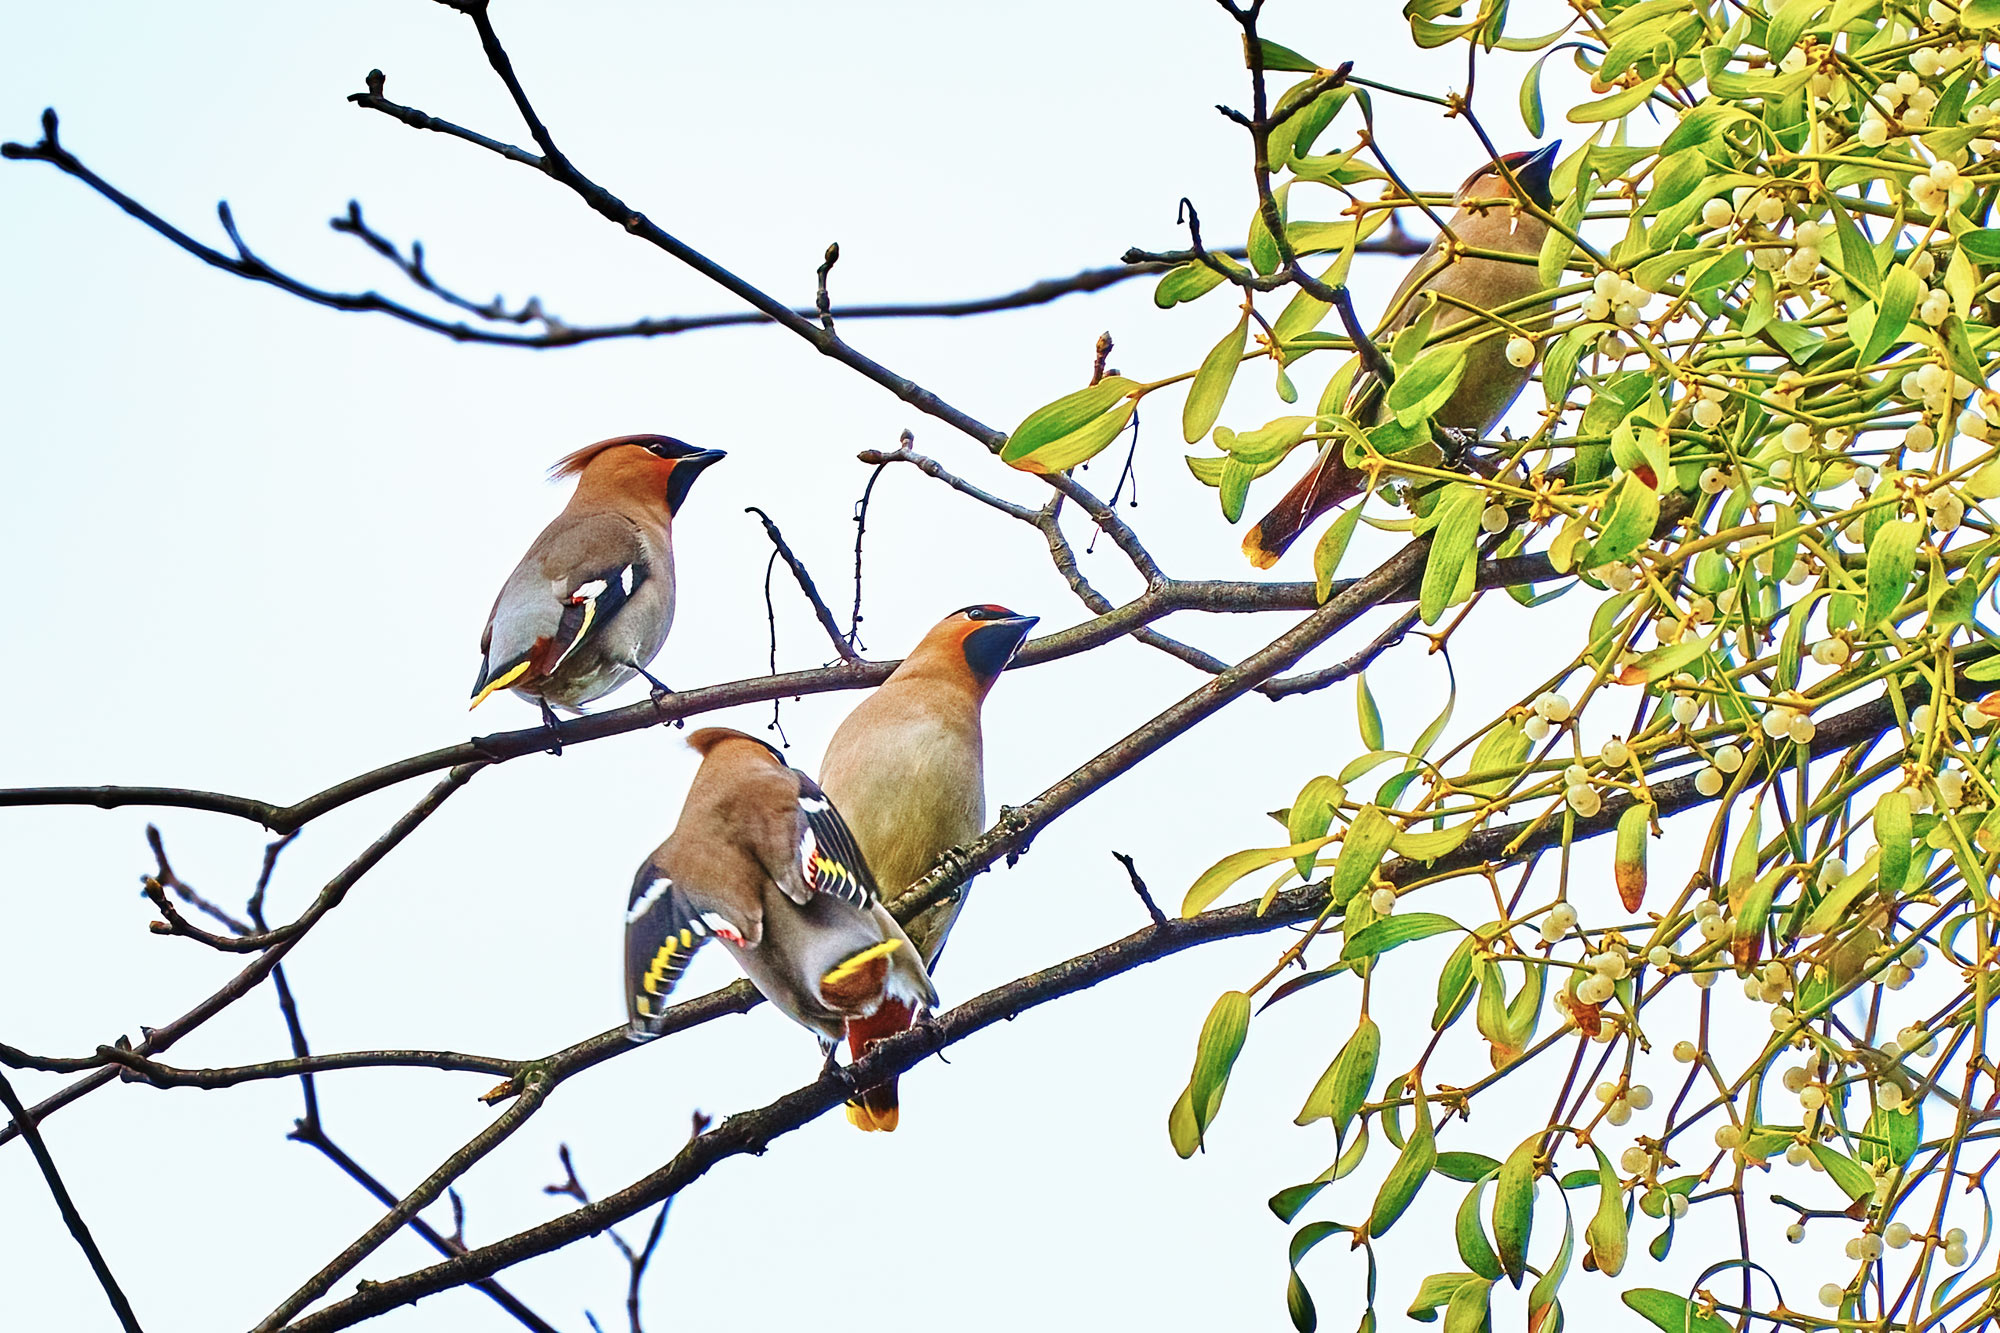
[0,1068,145,1333]
[745,506,859,663]
[1112,852,1169,927]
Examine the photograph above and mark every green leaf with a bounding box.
[1877,789,1914,897]
[1358,673,1386,750]
[1864,519,1922,627]
[1287,776,1347,877]
[1314,502,1365,603]
[1810,1143,1874,1202]
[1615,803,1649,912]
[1342,912,1464,962]
[1456,1171,1503,1281]
[1526,1193,1574,1333]
[1296,1015,1381,1133]
[1436,1151,1503,1183]
[1765,0,1826,59]
[1392,822,1473,862]
[1001,376,1136,468]
[1155,261,1230,308]
[1584,1144,1627,1277]
[1256,38,1321,71]
[1442,1277,1493,1333]
[1618,631,1717,685]
[1520,50,1553,136]
[1594,470,1661,565]
[1330,805,1397,905]
[1966,0,2000,28]
[1862,1101,1921,1168]
[1623,1289,1732,1333]
[1420,483,1484,624]
[1494,1136,1538,1285]
[1433,935,1480,1030]
[1286,1221,1349,1333]
[1387,342,1471,428]
[1182,834,1339,916]
[1407,1272,1486,1324]
[1185,314,1250,444]
[1370,1082,1437,1236]
[1169,990,1250,1158]
[1961,228,2000,263]
[1860,264,1921,366]
[1800,851,1878,937]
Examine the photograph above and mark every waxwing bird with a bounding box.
[817,604,1035,1131]
[470,435,726,740]
[820,604,1038,968]
[625,727,937,1132]
[1242,142,1560,569]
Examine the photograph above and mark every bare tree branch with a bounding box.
[0,1069,145,1333]
[745,507,860,664]
[0,768,479,1148]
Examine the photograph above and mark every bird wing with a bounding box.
[624,860,748,1039]
[794,778,881,912]
[472,516,649,705]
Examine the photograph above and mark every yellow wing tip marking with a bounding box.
[470,660,533,710]
[821,939,900,988]
[641,941,683,996]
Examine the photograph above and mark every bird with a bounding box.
[469,435,725,744]
[816,604,1036,1130]
[624,726,938,1132]
[1241,141,1560,569]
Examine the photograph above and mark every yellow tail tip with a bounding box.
[845,1100,898,1133]
[1241,530,1281,570]
[469,660,533,710]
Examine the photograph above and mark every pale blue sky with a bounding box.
[0,4,1836,1331]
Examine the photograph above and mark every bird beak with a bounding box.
[1514,141,1560,210]
[963,613,1038,685]
[665,448,727,514]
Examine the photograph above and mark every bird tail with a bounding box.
[1241,445,1365,569]
[842,998,913,1133]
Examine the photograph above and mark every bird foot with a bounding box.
[915,1012,951,1063]
[536,699,564,756]
[635,668,684,728]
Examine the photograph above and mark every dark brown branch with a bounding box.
[0,1068,145,1332]
[0,552,1571,833]
[745,507,859,664]
[0,768,479,1148]
[254,1064,554,1331]
[96,1046,516,1089]
[0,112,1307,353]
[814,242,839,334]
[274,661,1923,1331]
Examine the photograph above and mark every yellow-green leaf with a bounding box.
[1493,1135,1538,1284]
[1370,1082,1436,1236]
[1182,834,1339,916]
[1865,520,1922,627]
[1876,789,1914,896]
[1594,470,1661,565]
[1001,376,1135,466]
[1342,912,1463,963]
[1296,1015,1380,1133]
[1287,775,1347,877]
[1185,314,1250,444]
[1615,803,1649,912]
[1330,805,1397,905]
[1388,341,1471,428]
[1313,502,1364,603]
[1420,483,1484,625]
[1169,990,1250,1158]
[1584,1144,1627,1277]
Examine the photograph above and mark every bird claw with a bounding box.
[635,668,683,728]
[915,1012,951,1063]
[536,698,564,756]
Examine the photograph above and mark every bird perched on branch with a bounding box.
[469,435,725,742]
[1242,142,1560,569]
[817,604,1035,1129]
[625,727,938,1131]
